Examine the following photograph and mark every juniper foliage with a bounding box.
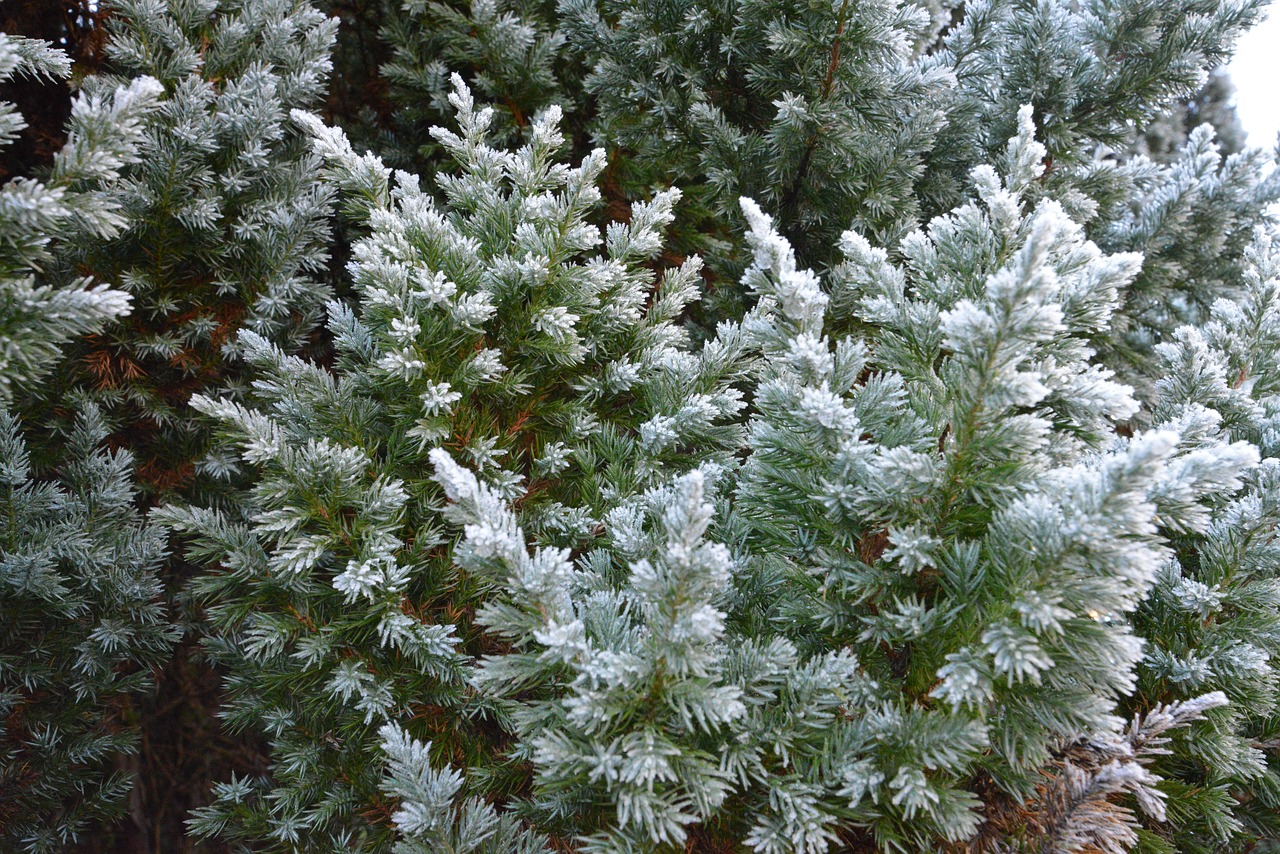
[724,115,1258,848]
[379,0,570,165]
[47,0,338,498]
[1122,230,1280,850]
[163,78,746,848]
[1097,129,1280,394]
[0,33,160,399]
[0,406,176,853]
[1,0,1280,848]
[920,0,1268,214]
[559,0,951,275]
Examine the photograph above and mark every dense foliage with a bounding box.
[2,0,1279,850]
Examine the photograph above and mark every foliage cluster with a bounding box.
[1,0,1279,851]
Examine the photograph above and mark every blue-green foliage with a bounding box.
[3,0,1280,847]
[0,34,161,399]
[165,79,747,848]
[560,0,950,275]
[1128,231,1280,849]
[0,407,176,853]
[49,0,338,500]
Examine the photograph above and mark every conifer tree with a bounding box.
[47,0,338,498]
[920,0,1267,215]
[704,114,1253,848]
[419,112,1272,849]
[162,78,747,848]
[559,0,950,278]
[0,30,181,854]
[164,92,1280,852]
[3,0,1280,847]
[0,33,160,399]
[921,0,1279,394]
[2,1,341,846]
[0,405,176,853]
[1097,128,1280,396]
[345,0,1271,314]
[379,0,571,165]
[1122,230,1280,849]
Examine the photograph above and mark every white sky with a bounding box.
[1228,2,1280,148]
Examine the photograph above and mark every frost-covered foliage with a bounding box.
[362,0,1271,302]
[378,721,551,853]
[559,0,950,273]
[1099,129,1280,394]
[1122,231,1280,849]
[721,112,1257,848]
[435,449,872,852]
[49,0,338,497]
[0,33,161,399]
[380,0,570,164]
[0,407,176,853]
[160,100,1274,854]
[5,0,1280,846]
[164,78,746,848]
[919,0,1280,393]
[0,35,176,851]
[921,0,1268,214]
